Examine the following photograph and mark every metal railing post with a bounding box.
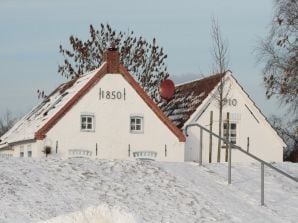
[199,127,203,166]
[261,163,265,206]
[228,144,232,184]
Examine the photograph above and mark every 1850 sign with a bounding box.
[99,88,126,101]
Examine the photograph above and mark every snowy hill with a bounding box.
[0,158,297,223]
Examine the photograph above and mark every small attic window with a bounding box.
[81,114,95,132]
[130,115,144,134]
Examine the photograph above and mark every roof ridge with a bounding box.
[175,72,224,87]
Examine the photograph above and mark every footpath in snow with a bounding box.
[0,158,297,223]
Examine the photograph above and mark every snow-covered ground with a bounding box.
[40,204,138,223]
[0,158,297,223]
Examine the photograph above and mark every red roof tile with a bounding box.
[159,73,225,129]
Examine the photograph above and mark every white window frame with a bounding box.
[223,122,237,145]
[80,114,95,132]
[130,115,144,134]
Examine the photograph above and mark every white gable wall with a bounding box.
[45,73,184,161]
[185,74,284,163]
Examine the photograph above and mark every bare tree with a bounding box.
[0,110,17,137]
[256,0,298,162]
[257,0,298,116]
[210,18,230,162]
[58,23,169,101]
[269,115,298,160]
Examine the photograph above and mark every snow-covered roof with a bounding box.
[0,67,101,147]
[159,73,225,129]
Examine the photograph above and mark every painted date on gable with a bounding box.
[99,88,126,100]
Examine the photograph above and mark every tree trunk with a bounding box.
[225,112,230,162]
[209,111,213,163]
[217,85,223,162]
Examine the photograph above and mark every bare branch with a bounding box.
[211,17,229,74]
[210,17,230,162]
[256,0,298,116]
[58,23,169,101]
[0,110,18,137]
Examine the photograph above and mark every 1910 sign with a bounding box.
[224,98,238,106]
[99,88,126,101]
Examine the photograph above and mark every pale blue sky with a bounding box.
[0,0,282,118]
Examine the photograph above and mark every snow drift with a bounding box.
[0,158,297,223]
[40,204,138,223]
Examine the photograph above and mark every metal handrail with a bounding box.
[185,123,298,205]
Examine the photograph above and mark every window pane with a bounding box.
[131,118,135,124]
[87,117,92,123]
[231,123,236,129]
[136,125,141,130]
[87,124,92,129]
[223,123,228,129]
[82,124,86,129]
[82,117,86,122]
[28,151,32,157]
[136,118,141,124]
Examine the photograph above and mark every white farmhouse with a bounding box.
[159,72,286,162]
[0,48,185,161]
[0,48,285,163]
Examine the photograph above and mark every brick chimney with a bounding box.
[103,44,120,73]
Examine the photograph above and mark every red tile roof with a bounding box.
[159,73,225,129]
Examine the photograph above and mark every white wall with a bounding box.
[185,74,284,163]
[44,73,184,161]
[0,140,45,158]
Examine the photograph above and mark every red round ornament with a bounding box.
[159,79,175,100]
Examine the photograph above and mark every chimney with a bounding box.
[103,44,120,73]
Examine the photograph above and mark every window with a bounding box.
[223,122,237,144]
[130,116,143,133]
[81,115,94,131]
[27,144,32,158]
[20,146,24,158]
